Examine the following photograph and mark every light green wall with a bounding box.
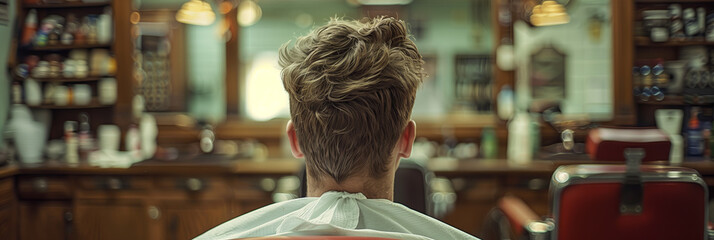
[0,0,16,148]
[185,21,226,123]
[140,0,226,122]
[240,0,493,117]
[514,0,612,120]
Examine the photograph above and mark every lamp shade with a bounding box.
[176,0,216,26]
[530,0,570,26]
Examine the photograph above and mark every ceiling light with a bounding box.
[238,0,262,27]
[357,0,412,5]
[176,0,216,26]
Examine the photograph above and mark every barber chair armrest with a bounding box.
[498,195,554,239]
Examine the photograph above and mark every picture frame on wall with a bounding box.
[0,0,8,26]
[530,46,566,102]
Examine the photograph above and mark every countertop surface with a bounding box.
[1,157,714,179]
[2,158,303,176]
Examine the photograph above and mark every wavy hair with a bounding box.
[279,17,424,183]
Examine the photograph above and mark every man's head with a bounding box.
[279,17,424,185]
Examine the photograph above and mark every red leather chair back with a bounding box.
[552,165,708,240]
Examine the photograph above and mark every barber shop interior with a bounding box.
[1,0,714,239]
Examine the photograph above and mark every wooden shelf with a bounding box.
[22,2,111,9]
[635,37,714,47]
[27,99,113,109]
[636,95,714,106]
[636,96,683,105]
[24,43,111,51]
[14,77,111,83]
[635,0,714,3]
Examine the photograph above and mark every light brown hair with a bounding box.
[279,17,424,183]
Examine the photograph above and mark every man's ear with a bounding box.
[397,120,416,158]
[286,120,304,158]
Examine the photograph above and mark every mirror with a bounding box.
[135,0,494,123]
[514,0,613,121]
[135,0,227,123]
[239,0,494,120]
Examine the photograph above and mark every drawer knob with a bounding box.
[186,178,203,191]
[64,211,73,222]
[107,178,122,190]
[148,206,160,220]
[33,178,48,192]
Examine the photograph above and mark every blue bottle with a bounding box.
[687,110,704,156]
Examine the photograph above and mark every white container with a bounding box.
[53,85,69,106]
[140,114,158,160]
[73,84,92,105]
[507,112,532,164]
[655,109,683,135]
[98,125,120,153]
[24,78,42,106]
[97,10,112,44]
[8,105,46,164]
[99,78,117,105]
[656,109,684,163]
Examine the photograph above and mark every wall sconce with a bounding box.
[176,0,216,26]
[530,0,570,27]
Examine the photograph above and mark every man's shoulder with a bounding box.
[194,198,315,240]
[357,199,478,239]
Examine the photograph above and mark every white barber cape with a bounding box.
[194,191,478,240]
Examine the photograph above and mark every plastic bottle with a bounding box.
[21,9,37,46]
[65,121,79,164]
[687,108,704,156]
[507,112,532,164]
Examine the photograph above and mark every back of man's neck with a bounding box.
[307,174,394,200]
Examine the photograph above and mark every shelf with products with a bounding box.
[627,0,714,128]
[634,36,714,47]
[13,76,113,83]
[22,2,111,9]
[26,98,113,110]
[23,43,112,51]
[11,0,132,146]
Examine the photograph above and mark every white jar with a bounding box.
[99,77,117,105]
[32,61,50,78]
[54,85,69,106]
[63,60,76,78]
[73,84,92,105]
[75,60,88,78]
[24,78,42,106]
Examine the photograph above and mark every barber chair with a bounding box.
[240,237,397,240]
[297,158,432,215]
[497,149,711,240]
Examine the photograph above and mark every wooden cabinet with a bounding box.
[73,176,153,240]
[16,176,74,240]
[12,173,271,240]
[19,201,73,240]
[159,201,230,239]
[74,200,151,240]
[152,176,233,239]
[0,177,17,240]
[11,0,134,141]
[620,0,714,126]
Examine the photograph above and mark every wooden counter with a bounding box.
[2,157,714,238]
[11,158,302,176]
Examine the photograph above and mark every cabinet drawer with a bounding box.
[229,177,274,200]
[0,178,14,206]
[154,177,229,200]
[77,176,152,191]
[17,176,72,199]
